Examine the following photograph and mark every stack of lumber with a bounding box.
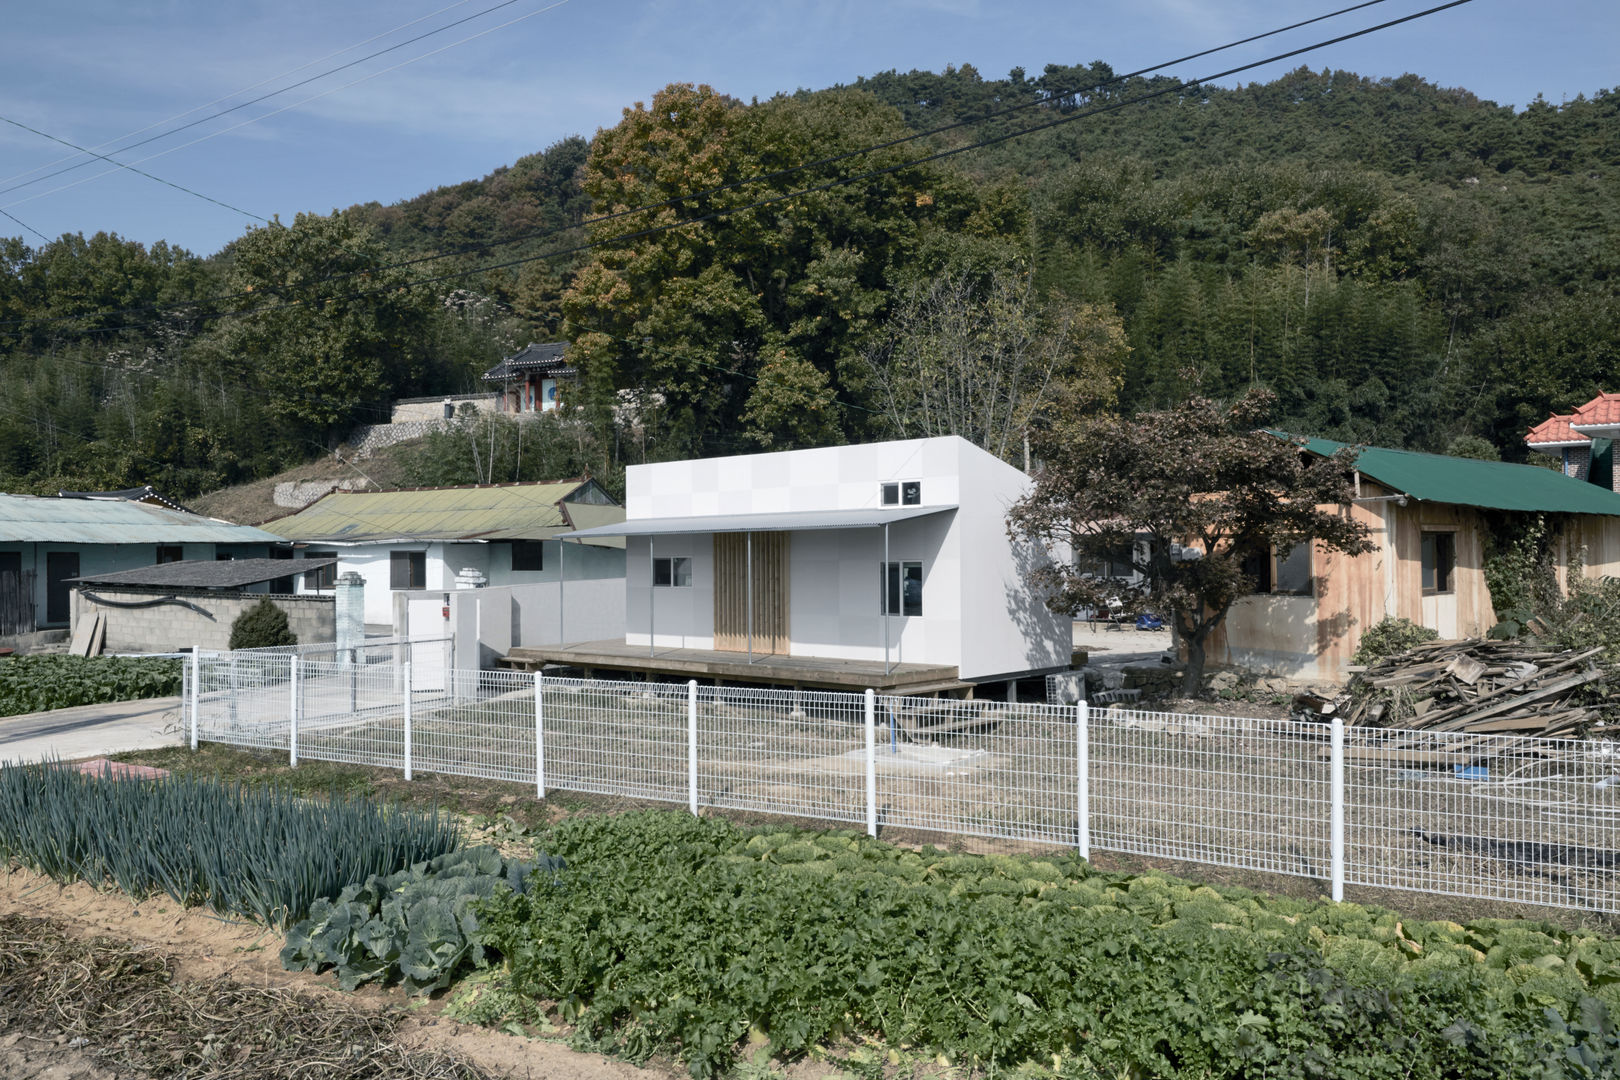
[1296,640,1615,738]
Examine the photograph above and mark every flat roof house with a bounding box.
[0,494,279,635]
[515,436,1072,694]
[262,480,626,627]
[1208,437,1620,682]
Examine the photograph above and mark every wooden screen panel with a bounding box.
[712,532,790,654]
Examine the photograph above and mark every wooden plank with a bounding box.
[1429,668,1605,731]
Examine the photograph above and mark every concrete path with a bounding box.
[0,696,184,764]
[1071,623,1174,668]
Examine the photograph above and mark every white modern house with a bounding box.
[512,436,1071,694]
[263,480,626,630]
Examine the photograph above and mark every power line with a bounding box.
[5,0,1474,338]
[2,0,573,215]
[0,0,562,202]
[0,114,267,223]
[0,0,482,190]
[0,208,49,244]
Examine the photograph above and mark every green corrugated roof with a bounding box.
[264,481,623,543]
[1298,436,1620,516]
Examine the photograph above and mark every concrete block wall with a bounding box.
[72,587,335,653]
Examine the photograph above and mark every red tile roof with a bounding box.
[1527,393,1620,445]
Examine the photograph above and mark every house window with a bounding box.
[1421,532,1455,595]
[653,556,691,587]
[880,561,923,616]
[511,540,545,572]
[155,545,182,564]
[1273,544,1313,595]
[391,550,427,590]
[304,551,337,590]
[1241,546,1273,593]
[880,481,922,507]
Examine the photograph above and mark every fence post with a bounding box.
[1077,699,1091,860]
[402,661,413,781]
[687,679,699,816]
[188,646,200,750]
[289,655,301,767]
[1330,717,1345,902]
[864,689,877,838]
[534,671,545,799]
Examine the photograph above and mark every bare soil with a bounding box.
[186,440,420,527]
[0,868,681,1080]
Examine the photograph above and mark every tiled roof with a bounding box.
[1527,392,1620,445]
[481,342,575,382]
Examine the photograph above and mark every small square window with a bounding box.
[511,540,545,572]
[901,481,921,505]
[390,550,426,590]
[653,556,691,587]
[881,482,900,506]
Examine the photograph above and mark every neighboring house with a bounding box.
[0,494,279,635]
[262,480,626,627]
[58,485,195,513]
[1208,437,1620,682]
[526,436,1072,694]
[482,342,574,414]
[1526,393,1620,491]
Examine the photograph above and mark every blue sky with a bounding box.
[2,0,1614,257]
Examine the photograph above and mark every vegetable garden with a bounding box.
[0,654,181,718]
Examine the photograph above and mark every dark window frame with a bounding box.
[1421,531,1456,595]
[880,482,900,506]
[511,540,545,572]
[155,545,183,564]
[390,550,427,590]
[880,560,923,617]
[303,551,337,590]
[652,556,692,588]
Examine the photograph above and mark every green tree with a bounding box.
[739,348,843,450]
[1007,388,1374,695]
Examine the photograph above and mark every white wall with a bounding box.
[449,578,627,668]
[295,539,625,628]
[620,436,1071,681]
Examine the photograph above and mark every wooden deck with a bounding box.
[500,639,969,693]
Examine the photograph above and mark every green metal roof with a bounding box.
[263,481,623,543]
[0,494,279,544]
[1298,436,1620,516]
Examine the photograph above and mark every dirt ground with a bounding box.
[0,867,684,1080]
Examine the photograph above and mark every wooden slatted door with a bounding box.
[713,532,789,654]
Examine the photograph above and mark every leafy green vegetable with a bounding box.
[281,847,563,994]
[473,811,1620,1079]
[0,655,181,718]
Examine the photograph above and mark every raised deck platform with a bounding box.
[500,639,970,694]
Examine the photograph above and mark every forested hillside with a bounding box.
[0,63,1613,500]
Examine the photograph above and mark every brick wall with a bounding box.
[71,587,335,653]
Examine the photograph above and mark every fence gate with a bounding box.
[405,596,450,690]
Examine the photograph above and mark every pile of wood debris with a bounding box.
[1294,640,1616,737]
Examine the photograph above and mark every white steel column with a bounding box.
[648,537,656,657]
[882,523,891,675]
[535,671,546,799]
[864,689,877,837]
[288,656,301,767]
[1076,699,1090,859]
[746,531,754,663]
[1330,717,1345,901]
[687,679,699,815]
[189,646,200,750]
[402,661,413,781]
[558,540,566,645]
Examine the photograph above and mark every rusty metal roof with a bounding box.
[263,481,623,543]
[0,494,280,544]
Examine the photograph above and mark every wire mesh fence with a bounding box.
[184,655,1620,914]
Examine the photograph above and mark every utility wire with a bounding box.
[4,0,1474,337]
[0,0,482,189]
[0,208,49,244]
[0,0,562,201]
[0,114,267,222]
[3,0,572,215]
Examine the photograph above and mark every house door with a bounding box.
[0,552,34,636]
[45,551,79,626]
[712,532,789,654]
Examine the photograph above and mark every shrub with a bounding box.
[1352,616,1439,664]
[281,846,563,993]
[229,598,297,650]
[0,655,180,718]
[0,762,459,926]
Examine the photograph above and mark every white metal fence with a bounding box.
[183,654,1620,914]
